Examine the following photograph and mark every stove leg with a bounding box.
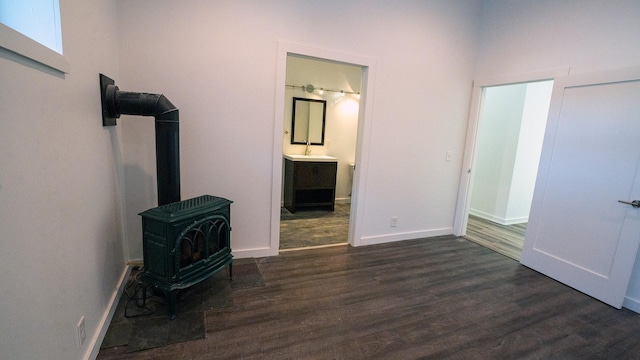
[229,262,233,281]
[142,285,147,306]
[167,290,177,320]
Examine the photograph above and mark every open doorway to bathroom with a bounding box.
[463,80,553,260]
[279,55,362,251]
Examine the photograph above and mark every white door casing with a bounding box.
[271,41,377,255]
[521,68,640,308]
[453,68,570,237]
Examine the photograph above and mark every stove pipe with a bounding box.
[100,74,180,206]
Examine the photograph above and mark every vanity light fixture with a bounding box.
[286,83,360,96]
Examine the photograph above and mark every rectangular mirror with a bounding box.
[291,97,327,145]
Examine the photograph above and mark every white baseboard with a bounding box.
[234,228,453,258]
[86,264,132,360]
[623,295,640,314]
[468,209,528,225]
[232,247,275,258]
[128,258,143,266]
[503,217,528,225]
[358,228,453,246]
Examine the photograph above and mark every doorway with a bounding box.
[462,80,553,260]
[270,42,377,255]
[279,55,361,251]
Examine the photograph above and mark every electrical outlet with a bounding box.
[77,316,86,348]
[390,216,398,227]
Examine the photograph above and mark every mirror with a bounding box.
[291,97,327,145]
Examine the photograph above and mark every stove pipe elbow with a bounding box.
[106,88,179,121]
[100,74,180,206]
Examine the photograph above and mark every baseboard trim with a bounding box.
[280,242,348,252]
[623,295,640,314]
[232,247,275,258]
[358,228,452,246]
[86,264,132,360]
[468,209,528,225]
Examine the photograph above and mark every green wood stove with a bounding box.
[139,195,233,319]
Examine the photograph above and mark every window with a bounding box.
[0,0,69,73]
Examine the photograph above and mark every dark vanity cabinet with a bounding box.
[284,158,337,213]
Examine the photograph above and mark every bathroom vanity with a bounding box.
[283,154,337,213]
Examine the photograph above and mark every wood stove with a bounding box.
[99,74,234,318]
[139,195,233,318]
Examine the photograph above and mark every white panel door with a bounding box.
[521,68,640,308]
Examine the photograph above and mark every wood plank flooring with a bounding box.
[464,215,526,260]
[279,204,350,250]
[97,236,640,360]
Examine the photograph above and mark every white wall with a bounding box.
[0,0,125,359]
[470,84,527,223]
[283,56,360,202]
[470,81,551,225]
[476,0,640,77]
[508,81,553,221]
[116,0,483,258]
[476,0,640,312]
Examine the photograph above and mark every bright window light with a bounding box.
[0,0,63,53]
[0,0,67,73]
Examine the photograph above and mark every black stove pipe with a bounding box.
[100,74,180,206]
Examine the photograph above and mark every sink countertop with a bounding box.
[283,154,338,162]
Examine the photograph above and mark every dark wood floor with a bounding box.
[279,204,350,250]
[98,236,640,360]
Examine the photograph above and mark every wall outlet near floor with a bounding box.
[390,216,398,227]
[77,316,86,348]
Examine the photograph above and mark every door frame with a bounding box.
[270,41,377,255]
[453,68,570,237]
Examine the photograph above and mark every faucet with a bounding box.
[304,140,311,155]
